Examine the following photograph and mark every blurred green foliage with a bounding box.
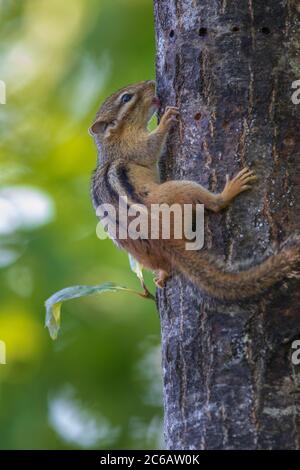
[0,0,162,450]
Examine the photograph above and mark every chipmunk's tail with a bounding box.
[171,234,300,300]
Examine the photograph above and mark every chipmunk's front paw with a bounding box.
[223,167,257,200]
[160,106,179,129]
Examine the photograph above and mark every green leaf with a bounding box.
[128,254,144,284]
[45,282,131,340]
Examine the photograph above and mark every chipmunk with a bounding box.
[89,80,300,301]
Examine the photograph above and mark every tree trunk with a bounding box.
[154,0,300,450]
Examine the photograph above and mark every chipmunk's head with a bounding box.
[89,80,159,143]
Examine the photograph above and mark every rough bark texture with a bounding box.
[154,0,300,450]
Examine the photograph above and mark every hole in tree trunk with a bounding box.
[199,27,208,37]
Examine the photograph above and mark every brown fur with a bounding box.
[90,80,300,300]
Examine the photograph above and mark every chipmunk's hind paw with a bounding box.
[154,270,170,288]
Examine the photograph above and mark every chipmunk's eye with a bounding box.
[121,93,133,104]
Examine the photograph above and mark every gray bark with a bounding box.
[154,0,300,450]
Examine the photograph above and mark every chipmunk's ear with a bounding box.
[89,119,118,138]
[88,119,106,136]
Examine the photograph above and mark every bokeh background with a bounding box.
[0,0,162,449]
